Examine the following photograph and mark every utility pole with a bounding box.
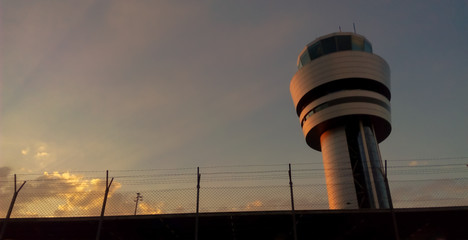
[134,193,143,215]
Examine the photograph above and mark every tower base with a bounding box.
[320,119,390,209]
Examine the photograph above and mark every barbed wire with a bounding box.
[386,156,468,161]
[4,156,464,176]
[1,159,467,218]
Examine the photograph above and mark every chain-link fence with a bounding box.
[1,161,467,218]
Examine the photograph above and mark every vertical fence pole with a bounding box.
[195,167,201,240]
[288,164,298,240]
[384,160,399,240]
[0,174,26,240]
[96,170,114,240]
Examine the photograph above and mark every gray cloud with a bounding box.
[1,1,467,175]
[0,167,11,178]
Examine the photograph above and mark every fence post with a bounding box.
[0,174,26,240]
[288,164,298,240]
[195,167,201,240]
[384,160,399,240]
[96,170,114,240]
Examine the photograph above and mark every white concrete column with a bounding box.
[320,127,358,209]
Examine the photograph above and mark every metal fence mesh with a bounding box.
[1,161,467,218]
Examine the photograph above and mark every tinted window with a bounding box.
[336,36,351,51]
[364,40,373,53]
[300,50,311,67]
[321,37,337,55]
[352,36,364,51]
[298,35,374,70]
[308,42,322,61]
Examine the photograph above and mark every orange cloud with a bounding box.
[6,172,121,217]
[245,200,263,210]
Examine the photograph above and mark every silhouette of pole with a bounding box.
[96,170,114,240]
[384,160,400,240]
[195,167,201,240]
[289,164,298,240]
[134,193,143,215]
[0,175,26,240]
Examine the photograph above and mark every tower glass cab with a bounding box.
[290,32,391,209]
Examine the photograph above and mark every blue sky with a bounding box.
[1,0,467,173]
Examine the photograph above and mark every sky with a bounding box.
[1,0,468,174]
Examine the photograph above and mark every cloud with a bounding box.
[0,166,11,178]
[21,148,29,155]
[35,145,49,158]
[1,0,303,172]
[0,171,120,217]
[0,1,213,170]
[0,170,178,217]
[138,202,163,215]
[390,178,468,208]
[1,0,96,96]
[0,167,15,216]
[409,161,429,166]
[245,200,263,210]
[23,143,55,170]
[0,166,13,203]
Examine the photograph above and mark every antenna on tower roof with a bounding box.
[339,26,342,32]
[353,23,356,33]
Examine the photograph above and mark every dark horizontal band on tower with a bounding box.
[301,97,390,127]
[295,78,391,116]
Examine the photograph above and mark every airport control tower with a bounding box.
[290,32,391,209]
